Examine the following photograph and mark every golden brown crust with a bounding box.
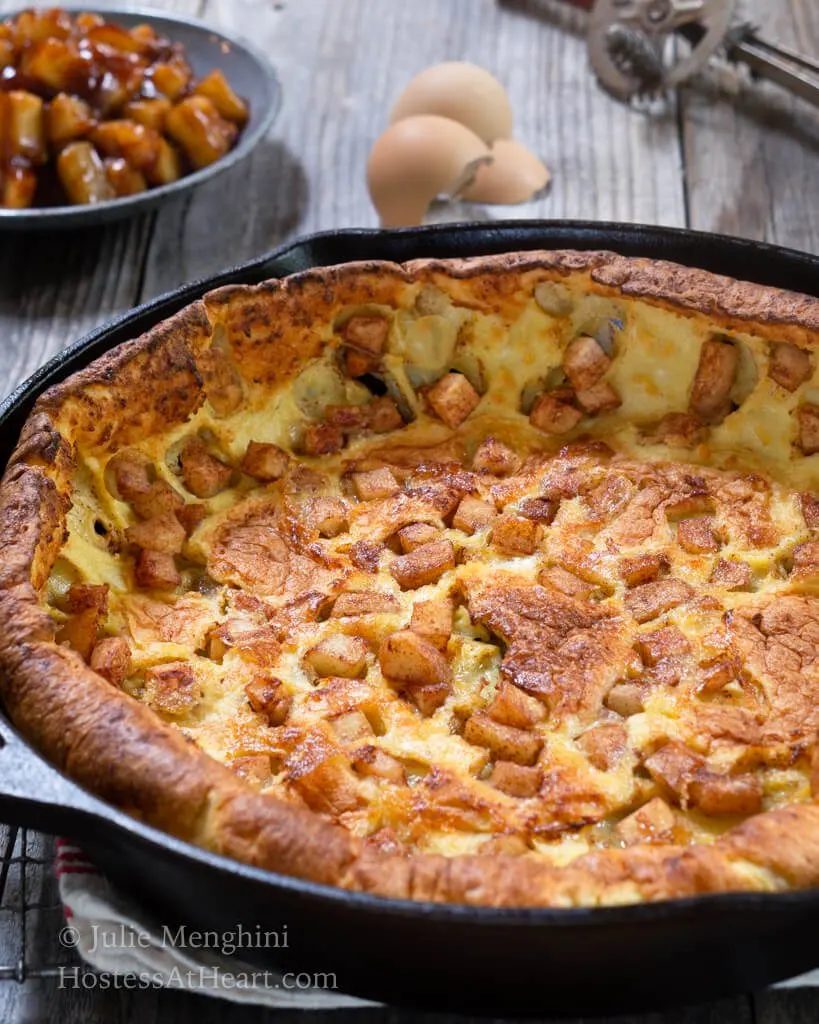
[36,302,211,454]
[411,250,819,342]
[4,249,819,907]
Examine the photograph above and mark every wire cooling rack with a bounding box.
[0,825,80,983]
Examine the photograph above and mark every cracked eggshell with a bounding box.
[367,115,492,227]
[461,139,550,204]
[389,62,513,144]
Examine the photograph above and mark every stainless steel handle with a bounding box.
[732,35,819,109]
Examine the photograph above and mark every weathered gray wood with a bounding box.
[754,989,819,1024]
[140,0,687,296]
[2,975,758,1024]
[681,0,819,249]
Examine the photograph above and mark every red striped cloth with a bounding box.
[53,839,373,1008]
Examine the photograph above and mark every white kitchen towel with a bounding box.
[56,840,819,1002]
[55,840,376,1008]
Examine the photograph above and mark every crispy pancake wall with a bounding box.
[3,249,819,906]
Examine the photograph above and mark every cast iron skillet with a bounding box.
[2,221,819,1017]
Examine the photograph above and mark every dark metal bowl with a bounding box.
[2,221,819,1016]
[0,6,281,231]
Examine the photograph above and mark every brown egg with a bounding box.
[367,115,492,227]
[462,139,550,204]
[389,62,513,145]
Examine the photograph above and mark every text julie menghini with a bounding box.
[59,922,289,957]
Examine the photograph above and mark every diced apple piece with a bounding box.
[643,412,706,449]
[452,495,496,535]
[490,514,538,555]
[575,380,621,415]
[241,441,289,482]
[689,339,738,424]
[677,516,719,554]
[396,522,440,552]
[304,635,369,678]
[539,565,594,600]
[89,636,131,687]
[143,662,200,717]
[463,711,543,766]
[367,396,404,433]
[325,404,366,430]
[490,760,542,798]
[175,503,207,535]
[769,342,811,392]
[125,512,185,554]
[194,69,249,124]
[616,797,676,845]
[486,683,545,729]
[576,722,627,771]
[710,558,753,591]
[57,142,114,205]
[634,625,690,666]
[472,437,520,476]
[146,138,183,186]
[331,710,373,745]
[798,493,819,528]
[179,438,233,498]
[231,754,272,784]
[379,629,452,690]
[302,423,345,455]
[529,392,582,435]
[91,120,161,173]
[306,497,349,538]
[104,157,147,196]
[562,335,611,391]
[352,467,400,501]
[624,579,693,623]
[342,315,389,377]
[351,746,406,784]
[605,682,644,717]
[410,597,453,650]
[426,373,480,429]
[390,539,455,589]
[244,676,292,725]
[123,98,172,133]
[798,404,819,456]
[165,95,237,169]
[331,592,400,617]
[518,497,557,523]
[618,552,668,587]
[135,550,180,590]
[8,90,46,164]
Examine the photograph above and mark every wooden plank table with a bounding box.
[1,0,818,1020]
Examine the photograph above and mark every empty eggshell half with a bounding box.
[367,115,492,227]
[462,139,550,204]
[389,62,513,144]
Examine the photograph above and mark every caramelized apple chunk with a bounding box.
[426,373,480,429]
[179,438,233,498]
[390,539,455,589]
[304,635,369,679]
[135,550,180,591]
[90,637,132,687]
[530,392,582,435]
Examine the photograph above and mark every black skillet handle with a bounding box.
[0,719,104,835]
